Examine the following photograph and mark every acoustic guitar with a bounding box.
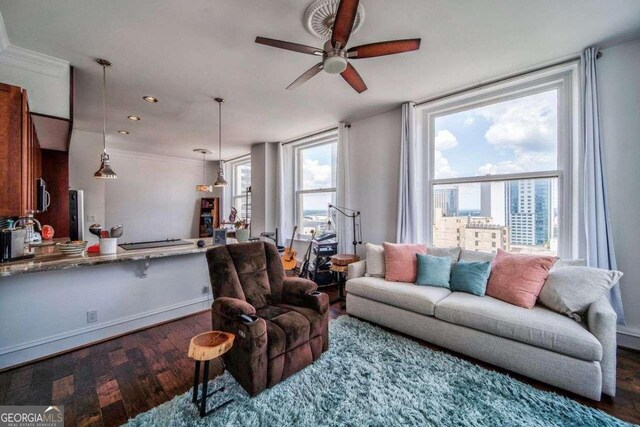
[281,226,298,271]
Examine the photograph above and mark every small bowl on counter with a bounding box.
[56,241,88,257]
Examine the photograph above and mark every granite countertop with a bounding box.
[0,238,219,277]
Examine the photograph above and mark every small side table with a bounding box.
[330,254,360,304]
[188,331,235,418]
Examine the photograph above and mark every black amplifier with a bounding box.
[313,242,338,256]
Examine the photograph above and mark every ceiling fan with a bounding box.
[255,0,421,93]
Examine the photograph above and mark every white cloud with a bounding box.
[435,150,457,179]
[434,130,458,151]
[479,91,557,154]
[302,158,332,189]
[478,152,556,175]
[463,116,475,126]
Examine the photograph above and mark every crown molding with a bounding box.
[0,11,69,78]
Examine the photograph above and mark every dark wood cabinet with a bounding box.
[0,83,42,217]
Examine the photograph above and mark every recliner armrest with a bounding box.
[282,277,328,314]
[212,297,256,320]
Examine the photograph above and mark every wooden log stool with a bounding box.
[330,253,360,304]
[188,331,235,417]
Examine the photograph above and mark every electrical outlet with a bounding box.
[86,214,96,223]
[202,286,210,295]
[87,310,98,323]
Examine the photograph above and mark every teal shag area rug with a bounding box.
[126,316,631,426]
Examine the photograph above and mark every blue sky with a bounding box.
[433,89,558,179]
[433,89,558,209]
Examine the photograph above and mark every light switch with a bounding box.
[87,214,96,222]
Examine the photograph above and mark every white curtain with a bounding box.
[336,122,352,254]
[220,160,232,224]
[276,143,294,247]
[581,47,625,324]
[396,102,420,243]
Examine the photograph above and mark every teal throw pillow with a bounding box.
[416,254,451,288]
[450,260,491,296]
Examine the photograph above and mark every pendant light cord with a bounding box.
[218,100,223,173]
[102,63,107,153]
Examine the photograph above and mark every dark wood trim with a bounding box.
[0,308,211,374]
[29,112,71,122]
[67,65,74,150]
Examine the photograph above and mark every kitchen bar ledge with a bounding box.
[0,238,217,277]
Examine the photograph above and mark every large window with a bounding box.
[295,138,337,238]
[231,159,251,221]
[420,65,578,256]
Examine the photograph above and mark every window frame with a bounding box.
[292,133,338,240]
[229,157,251,221]
[417,62,579,257]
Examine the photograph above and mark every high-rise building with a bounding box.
[507,179,552,246]
[480,181,507,226]
[433,187,459,217]
[432,209,510,252]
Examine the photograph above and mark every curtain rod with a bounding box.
[415,51,601,108]
[223,153,251,163]
[282,126,340,146]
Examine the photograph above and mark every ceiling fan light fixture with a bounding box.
[323,55,347,74]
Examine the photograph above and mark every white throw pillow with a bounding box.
[364,242,385,278]
[539,266,622,322]
[428,246,461,263]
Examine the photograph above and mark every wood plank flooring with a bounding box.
[0,287,638,426]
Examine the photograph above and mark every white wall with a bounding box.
[69,130,105,244]
[598,39,640,348]
[349,107,402,254]
[69,129,221,243]
[251,142,278,237]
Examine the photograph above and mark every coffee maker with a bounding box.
[0,228,30,263]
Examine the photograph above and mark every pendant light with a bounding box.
[213,97,228,187]
[94,58,117,179]
[194,148,213,192]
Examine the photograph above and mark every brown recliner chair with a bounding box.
[206,241,329,396]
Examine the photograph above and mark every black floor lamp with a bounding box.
[328,204,362,255]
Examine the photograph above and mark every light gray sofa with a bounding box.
[345,249,617,401]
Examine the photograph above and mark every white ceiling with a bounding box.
[1,0,639,160]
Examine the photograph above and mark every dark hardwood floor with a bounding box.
[1,286,638,426]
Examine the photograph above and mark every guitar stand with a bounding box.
[191,360,234,418]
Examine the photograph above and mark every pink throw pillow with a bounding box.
[383,242,427,283]
[486,249,557,308]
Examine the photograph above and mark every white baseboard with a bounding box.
[0,296,211,370]
[617,326,640,350]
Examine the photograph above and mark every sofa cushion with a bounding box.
[486,249,557,308]
[428,246,461,263]
[383,242,427,282]
[459,249,494,263]
[346,277,450,316]
[435,292,602,361]
[256,305,311,358]
[416,254,451,288]
[450,260,491,296]
[364,243,386,278]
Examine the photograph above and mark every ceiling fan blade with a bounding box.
[348,39,422,59]
[287,63,324,90]
[255,36,323,56]
[340,63,367,93]
[331,0,359,49]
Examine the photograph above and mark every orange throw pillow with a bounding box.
[383,242,427,283]
[486,249,557,308]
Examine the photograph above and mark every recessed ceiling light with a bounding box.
[118,130,130,135]
[128,115,141,121]
[143,96,158,103]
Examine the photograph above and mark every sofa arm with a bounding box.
[587,295,617,397]
[348,260,366,279]
[282,277,328,314]
[212,297,256,320]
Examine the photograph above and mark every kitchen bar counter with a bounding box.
[0,238,218,277]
